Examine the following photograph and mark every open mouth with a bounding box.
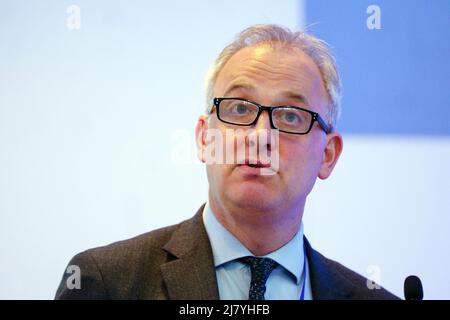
[242,160,271,168]
[236,159,277,176]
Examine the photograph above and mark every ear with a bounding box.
[318,132,343,180]
[195,115,209,163]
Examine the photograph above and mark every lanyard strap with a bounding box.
[299,244,307,300]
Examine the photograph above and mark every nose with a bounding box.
[246,110,274,154]
[254,110,272,132]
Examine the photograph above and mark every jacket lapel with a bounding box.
[161,204,219,300]
[304,237,355,299]
[160,205,357,300]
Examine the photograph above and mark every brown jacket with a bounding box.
[55,205,399,300]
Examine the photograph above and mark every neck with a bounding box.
[209,194,304,256]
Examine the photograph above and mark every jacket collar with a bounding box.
[160,203,356,300]
[161,204,219,299]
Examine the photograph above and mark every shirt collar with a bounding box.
[202,202,305,285]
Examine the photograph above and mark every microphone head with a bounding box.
[404,275,423,300]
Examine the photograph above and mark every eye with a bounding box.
[283,111,301,124]
[232,103,251,114]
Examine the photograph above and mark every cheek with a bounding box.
[277,143,322,200]
[207,164,223,182]
[206,165,222,197]
[206,164,233,191]
[279,138,323,178]
[206,120,237,162]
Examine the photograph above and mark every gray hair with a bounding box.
[204,24,342,128]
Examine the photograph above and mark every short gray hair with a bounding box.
[204,24,342,128]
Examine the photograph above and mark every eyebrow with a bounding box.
[223,81,254,97]
[283,92,309,106]
[223,81,310,106]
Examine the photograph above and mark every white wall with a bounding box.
[1,0,448,299]
[0,0,300,299]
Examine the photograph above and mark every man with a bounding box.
[55,24,398,300]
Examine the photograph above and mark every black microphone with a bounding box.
[404,275,423,300]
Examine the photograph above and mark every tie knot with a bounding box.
[239,257,279,300]
[240,256,279,276]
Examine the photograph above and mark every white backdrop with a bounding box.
[1,0,449,299]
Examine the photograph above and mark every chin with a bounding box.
[227,187,279,211]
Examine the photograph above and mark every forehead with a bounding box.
[213,43,328,110]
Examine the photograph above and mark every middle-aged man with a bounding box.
[55,24,399,300]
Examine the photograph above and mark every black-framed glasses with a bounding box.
[211,97,331,135]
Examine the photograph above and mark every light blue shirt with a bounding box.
[202,203,313,300]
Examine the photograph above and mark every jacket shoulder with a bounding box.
[55,221,184,299]
[307,243,400,300]
[86,222,180,262]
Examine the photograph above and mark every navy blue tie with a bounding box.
[239,256,279,300]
